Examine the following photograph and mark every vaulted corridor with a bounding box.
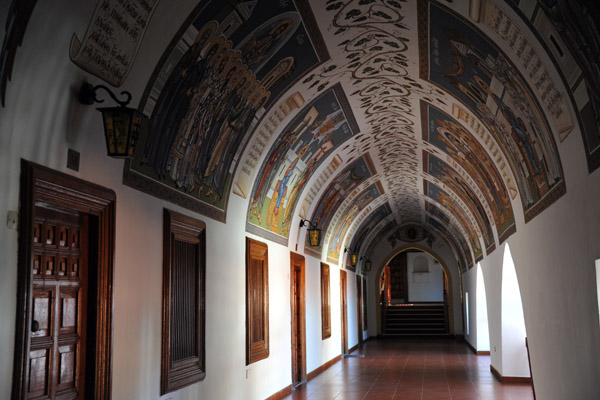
[3,0,600,399]
[283,338,533,400]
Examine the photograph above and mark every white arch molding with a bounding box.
[372,244,455,335]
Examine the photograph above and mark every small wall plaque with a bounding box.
[67,148,80,171]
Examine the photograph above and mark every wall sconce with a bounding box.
[299,219,321,247]
[365,260,372,272]
[79,83,146,158]
[343,247,358,267]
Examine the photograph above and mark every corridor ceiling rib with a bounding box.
[110,0,586,269]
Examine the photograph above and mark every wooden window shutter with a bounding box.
[321,263,331,339]
[246,238,269,364]
[161,209,206,394]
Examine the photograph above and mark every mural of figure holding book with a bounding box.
[248,87,356,239]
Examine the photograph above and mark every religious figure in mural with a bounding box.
[423,102,516,242]
[327,184,381,262]
[427,154,495,252]
[347,204,391,257]
[303,156,372,255]
[419,0,565,222]
[247,86,355,240]
[125,0,326,221]
[426,182,483,261]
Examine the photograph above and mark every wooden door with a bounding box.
[27,204,89,398]
[389,252,408,303]
[290,253,306,386]
[13,161,116,400]
[381,265,391,305]
[340,270,348,355]
[356,275,363,345]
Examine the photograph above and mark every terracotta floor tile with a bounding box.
[281,338,533,400]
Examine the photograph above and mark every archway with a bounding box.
[476,262,490,352]
[373,244,455,335]
[501,244,530,377]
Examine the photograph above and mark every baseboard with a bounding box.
[465,340,491,355]
[348,344,359,354]
[268,353,346,399]
[265,384,292,400]
[466,340,477,354]
[490,364,532,383]
[307,354,342,381]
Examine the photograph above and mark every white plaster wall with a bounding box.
[407,252,444,302]
[463,267,478,350]
[501,245,530,378]
[463,263,490,352]
[346,270,358,351]
[476,263,490,352]
[497,116,600,397]
[478,243,505,375]
[304,255,341,374]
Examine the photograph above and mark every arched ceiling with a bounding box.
[92,0,596,269]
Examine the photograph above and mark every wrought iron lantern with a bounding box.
[299,219,322,247]
[79,83,146,158]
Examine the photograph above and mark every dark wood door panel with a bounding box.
[25,205,87,399]
[31,289,54,339]
[14,161,116,400]
[27,348,51,398]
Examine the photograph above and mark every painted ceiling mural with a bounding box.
[425,181,484,262]
[348,203,393,256]
[123,0,328,221]
[326,182,384,264]
[103,0,588,269]
[424,151,496,255]
[304,155,375,257]
[421,101,516,243]
[418,0,566,222]
[246,84,359,243]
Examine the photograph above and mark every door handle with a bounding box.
[31,320,40,333]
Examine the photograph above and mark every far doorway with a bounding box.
[379,249,449,335]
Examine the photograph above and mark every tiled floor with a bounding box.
[282,338,534,400]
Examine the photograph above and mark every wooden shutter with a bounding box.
[246,238,269,364]
[161,209,206,394]
[320,263,331,339]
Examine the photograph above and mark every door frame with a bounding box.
[12,160,116,399]
[290,252,306,386]
[356,275,363,346]
[340,270,348,355]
